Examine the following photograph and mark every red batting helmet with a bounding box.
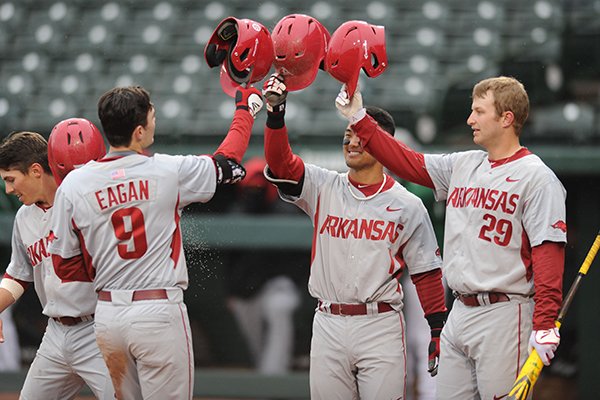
[325,20,388,97]
[48,118,106,185]
[271,14,330,91]
[204,17,274,97]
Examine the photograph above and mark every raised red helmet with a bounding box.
[48,118,106,185]
[205,17,274,97]
[325,20,387,97]
[271,14,330,91]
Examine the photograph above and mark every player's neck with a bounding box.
[36,174,57,208]
[486,138,522,161]
[348,167,385,185]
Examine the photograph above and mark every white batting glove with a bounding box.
[528,327,560,366]
[262,74,287,113]
[235,86,264,119]
[335,84,366,124]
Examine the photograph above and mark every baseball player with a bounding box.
[337,76,567,399]
[262,75,447,400]
[49,85,263,400]
[0,124,114,399]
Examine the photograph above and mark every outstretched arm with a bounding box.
[335,86,435,188]
[262,75,305,194]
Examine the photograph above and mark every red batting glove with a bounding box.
[428,328,441,377]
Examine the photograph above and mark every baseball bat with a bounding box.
[506,230,600,400]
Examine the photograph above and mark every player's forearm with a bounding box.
[353,115,434,188]
[214,109,254,163]
[0,288,16,313]
[410,268,447,316]
[531,241,564,330]
[264,125,304,182]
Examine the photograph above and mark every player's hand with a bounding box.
[428,328,441,376]
[335,84,365,123]
[529,327,560,366]
[235,86,264,119]
[262,74,287,113]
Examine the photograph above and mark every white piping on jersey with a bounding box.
[347,174,387,201]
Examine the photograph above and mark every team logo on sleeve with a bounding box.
[551,220,567,233]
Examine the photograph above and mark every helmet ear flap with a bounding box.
[205,43,227,68]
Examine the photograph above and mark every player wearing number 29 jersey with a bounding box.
[49,85,263,400]
[338,76,567,399]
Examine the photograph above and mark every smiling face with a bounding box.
[1,165,44,206]
[343,124,378,171]
[467,90,505,149]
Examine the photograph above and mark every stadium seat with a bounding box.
[0,94,25,133]
[529,102,596,144]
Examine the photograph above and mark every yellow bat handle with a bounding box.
[506,350,544,400]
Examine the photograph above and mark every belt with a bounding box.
[52,314,94,326]
[97,289,169,302]
[319,301,394,316]
[453,291,510,307]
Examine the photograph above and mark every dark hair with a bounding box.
[365,106,395,136]
[0,131,50,174]
[97,86,153,147]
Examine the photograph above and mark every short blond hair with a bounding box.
[473,76,529,135]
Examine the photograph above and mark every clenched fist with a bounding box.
[262,74,287,113]
[335,84,366,124]
[235,86,264,119]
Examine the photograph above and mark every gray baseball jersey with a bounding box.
[424,150,567,294]
[280,163,442,400]
[7,204,113,399]
[49,153,216,291]
[49,152,217,400]
[282,164,442,306]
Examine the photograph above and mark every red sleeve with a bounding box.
[410,268,447,317]
[531,241,564,330]
[264,125,304,182]
[353,115,435,188]
[213,109,254,163]
[2,273,30,291]
[52,254,94,283]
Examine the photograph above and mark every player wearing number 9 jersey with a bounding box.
[49,85,263,400]
[337,76,567,399]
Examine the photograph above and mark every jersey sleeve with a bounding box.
[401,198,443,274]
[279,164,334,220]
[48,185,82,259]
[5,212,34,282]
[169,154,218,207]
[522,171,567,246]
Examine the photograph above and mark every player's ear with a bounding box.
[502,111,515,129]
[28,163,44,178]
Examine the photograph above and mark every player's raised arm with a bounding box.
[336,85,435,188]
[262,74,305,195]
[212,86,263,185]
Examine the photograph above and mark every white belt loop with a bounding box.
[366,302,378,315]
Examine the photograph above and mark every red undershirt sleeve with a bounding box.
[531,241,564,330]
[264,125,304,182]
[214,109,254,164]
[410,268,447,317]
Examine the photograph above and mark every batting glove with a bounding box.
[235,86,264,119]
[335,84,366,124]
[262,74,287,113]
[425,311,446,377]
[529,327,560,366]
